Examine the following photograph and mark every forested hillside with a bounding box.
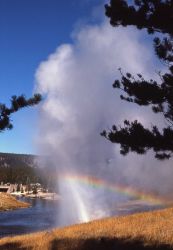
[0,153,57,191]
[0,152,41,184]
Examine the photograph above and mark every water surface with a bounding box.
[0,196,164,238]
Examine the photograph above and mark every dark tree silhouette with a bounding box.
[101,0,173,159]
[0,94,42,132]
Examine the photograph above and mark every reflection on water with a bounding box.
[0,196,164,238]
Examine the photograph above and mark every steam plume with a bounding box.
[35,20,173,224]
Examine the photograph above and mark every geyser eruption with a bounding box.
[58,176,90,224]
[35,20,173,225]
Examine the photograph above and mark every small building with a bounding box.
[0,184,18,193]
[0,185,10,193]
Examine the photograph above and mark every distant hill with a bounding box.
[0,152,41,184]
[0,152,39,168]
[0,152,57,191]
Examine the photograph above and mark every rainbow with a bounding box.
[60,173,166,205]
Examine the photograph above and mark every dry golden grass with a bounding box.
[0,193,29,211]
[1,206,173,250]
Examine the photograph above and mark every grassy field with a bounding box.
[0,193,29,211]
[0,206,173,250]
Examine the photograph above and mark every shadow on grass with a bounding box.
[50,237,173,250]
[0,242,31,250]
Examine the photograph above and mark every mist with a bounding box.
[34,19,173,224]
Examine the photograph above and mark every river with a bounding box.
[0,197,60,238]
[0,197,164,238]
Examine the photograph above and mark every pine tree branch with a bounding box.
[0,94,42,132]
[103,0,173,159]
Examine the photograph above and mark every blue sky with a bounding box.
[0,0,103,154]
[1,1,169,196]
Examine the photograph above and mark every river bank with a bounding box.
[11,191,60,200]
[0,194,166,239]
[0,206,173,250]
[0,193,29,212]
